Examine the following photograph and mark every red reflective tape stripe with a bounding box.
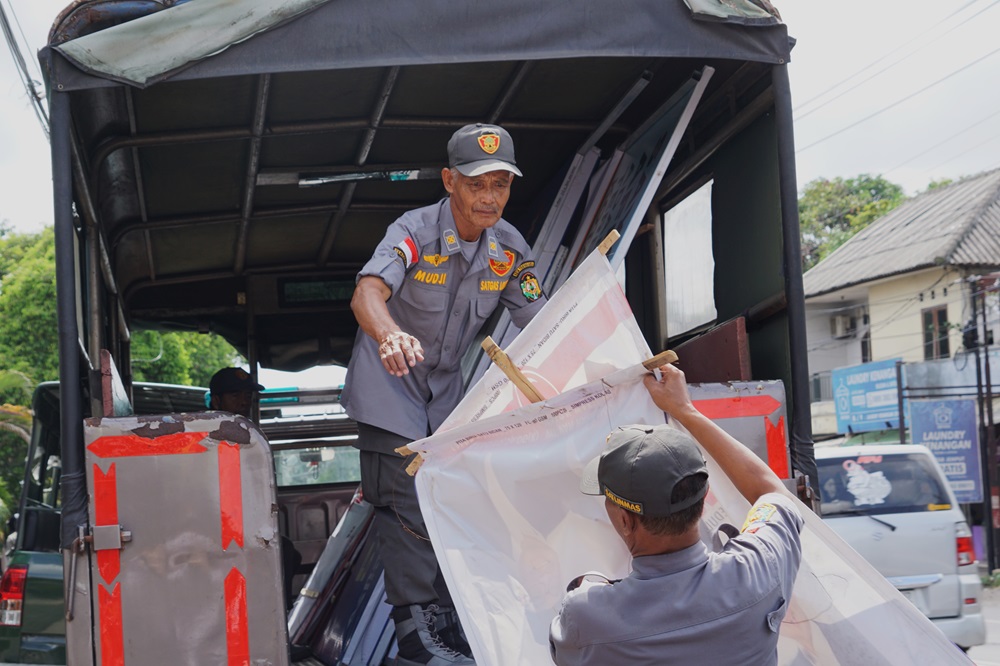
[765,415,791,479]
[88,432,209,458]
[692,395,781,420]
[224,568,250,666]
[218,442,244,550]
[93,464,121,584]
[98,583,124,666]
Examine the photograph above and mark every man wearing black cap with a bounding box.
[549,363,804,665]
[209,367,264,419]
[341,124,547,665]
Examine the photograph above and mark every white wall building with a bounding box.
[803,170,1000,438]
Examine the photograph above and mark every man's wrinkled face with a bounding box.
[442,168,513,240]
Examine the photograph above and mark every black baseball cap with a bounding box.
[580,424,708,517]
[447,123,522,177]
[209,368,264,395]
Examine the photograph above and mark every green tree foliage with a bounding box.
[183,332,242,387]
[798,174,905,271]
[131,330,194,385]
[0,222,42,277]
[0,225,241,511]
[131,330,239,387]
[0,225,240,390]
[924,178,953,193]
[0,372,33,517]
[0,228,58,382]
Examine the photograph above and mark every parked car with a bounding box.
[815,443,986,650]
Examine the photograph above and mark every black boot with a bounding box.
[392,604,475,666]
[433,606,472,658]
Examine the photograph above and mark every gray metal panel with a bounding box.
[82,412,289,666]
[804,169,1000,298]
[688,380,791,477]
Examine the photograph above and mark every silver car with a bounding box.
[816,443,986,650]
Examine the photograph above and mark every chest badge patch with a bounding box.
[519,271,542,302]
[423,254,449,267]
[489,250,515,276]
[478,133,500,154]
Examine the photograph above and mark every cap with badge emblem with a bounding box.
[447,123,523,177]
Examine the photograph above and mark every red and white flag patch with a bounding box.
[394,237,419,268]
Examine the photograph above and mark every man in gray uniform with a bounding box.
[342,123,546,665]
[549,363,803,665]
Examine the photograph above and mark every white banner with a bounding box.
[441,250,649,431]
[411,247,967,665]
[412,370,967,665]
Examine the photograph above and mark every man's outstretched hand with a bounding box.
[378,330,425,377]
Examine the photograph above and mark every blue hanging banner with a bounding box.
[909,398,982,504]
[831,359,902,434]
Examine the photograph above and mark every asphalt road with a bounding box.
[970,586,1000,665]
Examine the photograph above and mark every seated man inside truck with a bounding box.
[208,367,264,419]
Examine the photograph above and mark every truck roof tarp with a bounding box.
[46,0,791,90]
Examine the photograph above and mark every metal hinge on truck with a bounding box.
[66,524,132,621]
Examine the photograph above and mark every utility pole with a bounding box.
[981,275,998,571]
[971,282,995,571]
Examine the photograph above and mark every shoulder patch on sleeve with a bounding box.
[741,502,778,534]
[394,237,419,268]
[519,271,543,302]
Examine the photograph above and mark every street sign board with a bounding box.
[909,398,982,503]
[832,359,902,434]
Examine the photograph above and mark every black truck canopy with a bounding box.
[40,0,797,368]
[42,0,813,544]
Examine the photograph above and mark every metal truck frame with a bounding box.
[28,0,813,663]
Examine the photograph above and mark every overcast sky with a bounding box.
[2,0,1000,235]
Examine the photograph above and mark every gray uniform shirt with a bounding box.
[549,493,804,665]
[341,199,546,445]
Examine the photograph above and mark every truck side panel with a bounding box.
[78,413,289,666]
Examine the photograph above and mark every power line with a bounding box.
[0,1,48,139]
[0,0,41,81]
[794,0,998,120]
[883,107,1000,175]
[796,44,1000,153]
[920,135,1000,176]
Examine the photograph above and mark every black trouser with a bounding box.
[357,423,453,608]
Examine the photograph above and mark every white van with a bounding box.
[815,444,986,650]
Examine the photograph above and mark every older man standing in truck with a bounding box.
[341,123,547,665]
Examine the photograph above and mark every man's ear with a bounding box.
[619,509,640,536]
[441,167,456,194]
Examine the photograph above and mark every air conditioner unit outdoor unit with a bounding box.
[831,314,855,339]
